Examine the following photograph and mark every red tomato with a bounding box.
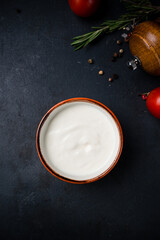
[146,87,160,119]
[68,0,101,17]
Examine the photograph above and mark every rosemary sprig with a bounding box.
[71,0,160,50]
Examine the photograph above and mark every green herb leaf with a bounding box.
[71,0,160,50]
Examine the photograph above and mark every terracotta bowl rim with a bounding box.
[36,97,123,184]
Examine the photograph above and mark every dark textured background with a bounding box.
[0,0,160,239]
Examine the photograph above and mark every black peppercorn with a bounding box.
[16,9,22,14]
[113,74,119,79]
[111,57,116,62]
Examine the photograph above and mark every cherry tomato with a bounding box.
[146,87,160,119]
[68,0,101,17]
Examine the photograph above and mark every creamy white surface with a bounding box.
[40,101,121,181]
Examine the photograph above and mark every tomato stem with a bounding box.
[138,92,150,101]
[138,92,150,96]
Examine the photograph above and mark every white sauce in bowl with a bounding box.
[39,101,121,181]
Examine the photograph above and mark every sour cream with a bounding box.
[39,101,121,181]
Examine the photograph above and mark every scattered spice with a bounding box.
[88,58,93,64]
[87,26,133,81]
[113,74,119,79]
[121,33,128,39]
[99,70,104,75]
[113,52,118,58]
[119,48,124,57]
[119,49,124,54]
[16,9,22,14]
[111,57,116,62]
[116,40,122,45]
[87,32,129,81]
[125,26,130,31]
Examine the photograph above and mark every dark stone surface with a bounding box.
[0,0,160,239]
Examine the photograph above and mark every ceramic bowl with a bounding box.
[36,98,123,184]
